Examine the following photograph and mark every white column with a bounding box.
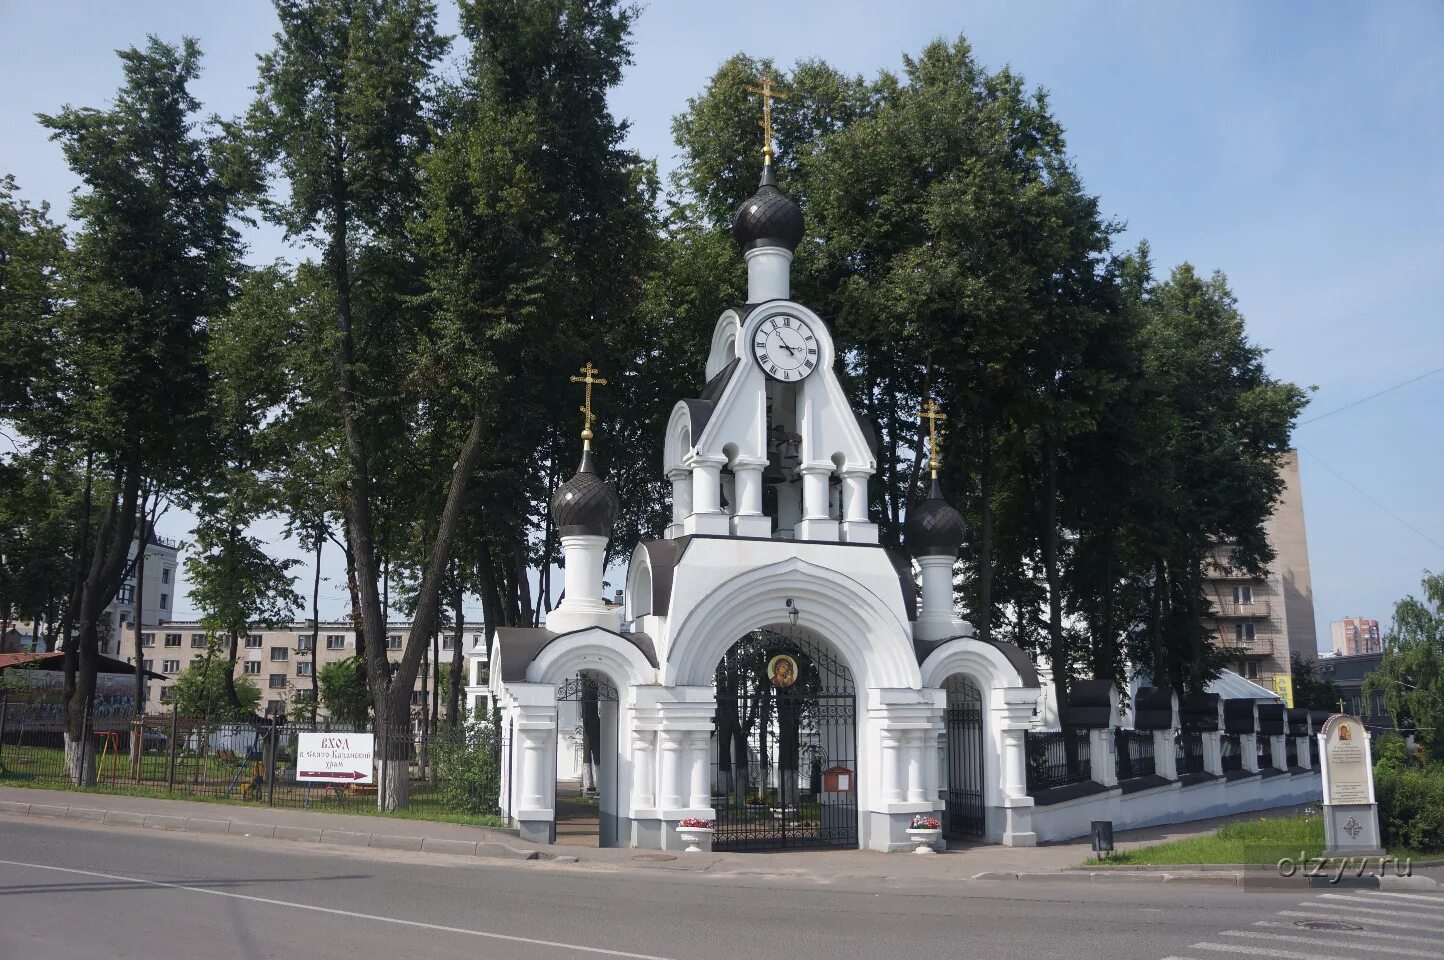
[1203,730,1224,776]
[880,729,904,804]
[520,730,549,810]
[1269,734,1289,770]
[668,468,692,526]
[632,728,655,809]
[914,554,958,643]
[795,462,838,541]
[1240,733,1260,773]
[685,457,729,535]
[560,535,605,605]
[688,731,711,809]
[838,470,877,543]
[1153,729,1177,780]
[731,457,770,537]
[1297,734,1313,770]
[1089,727,1117,788]
[1000,728,1028,800]
[658,731,684,809]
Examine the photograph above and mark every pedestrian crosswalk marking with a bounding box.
[1220,928,1444,959]
[1155,889,1443,960]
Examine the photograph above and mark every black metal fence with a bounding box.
[1221,734,1243,772]
[1308,736,1319,768]
[1285,737,1299,769]
[1175,731,1205,775]
[1025,728,1092,794]
[1114,729,1155,781]
[0,700,506,819]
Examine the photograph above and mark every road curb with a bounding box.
[0,800,544,865]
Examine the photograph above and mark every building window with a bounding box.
[296,661,313,677]
[164,633,182,647]
[162,659,180,673]
[245,634,263,648]
[159,593,168,609]
[162,567,171,585]
[412,690,426,706]
[190,633,207,648]
[296,635,313,652]
[142,659,154,672]
[266,699,285,715]
[1234,623,1256,642]
[118,584,135,604]
[159,687,172,702]
[243,660,261,675]
[270,647,288,661]
[1233,585,1252,604]
[441,635,455,651]
[268,674,287,689]
[326,635,346,650]
[387,635,402,651]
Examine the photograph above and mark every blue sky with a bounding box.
[2,1,1441,651]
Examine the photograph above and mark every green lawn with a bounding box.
[1086,814,1440,866]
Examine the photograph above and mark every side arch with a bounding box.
[666,557,919,689]
[920,638,1036,693]
[527,628,656,689]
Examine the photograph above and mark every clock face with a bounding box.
[751,314,819,382]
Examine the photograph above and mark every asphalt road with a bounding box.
[1,818,1439,960]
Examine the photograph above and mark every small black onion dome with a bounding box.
[732,165,804,253]
[550,450,621,537]
[905,478,967,558]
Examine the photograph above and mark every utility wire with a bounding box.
[1299,447,1444,552]
[1297,364,1444,426]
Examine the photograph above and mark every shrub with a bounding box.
[1374,759,1444,853]
[432,721,502,816]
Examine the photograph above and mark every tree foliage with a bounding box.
[1366,572,1444,757]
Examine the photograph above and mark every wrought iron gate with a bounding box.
[944,675,986,839]
[711,630,858,851]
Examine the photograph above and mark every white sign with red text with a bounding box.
[297,732,374,784]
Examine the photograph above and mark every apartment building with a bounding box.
[1330,617,1382,656]
[100,534,180,658]
[142,620,488,719]
[1203,450,1319,698]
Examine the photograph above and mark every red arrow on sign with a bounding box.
[300,770,367,780]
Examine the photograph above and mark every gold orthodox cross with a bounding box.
[745,69,788,165]
[916,399,947,478]
[570,361,608,450]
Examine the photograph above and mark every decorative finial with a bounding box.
[915,398,947,479]
[745,68,788,167]
[569,361,608,450]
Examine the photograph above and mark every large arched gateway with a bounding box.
[477,142,1042,852]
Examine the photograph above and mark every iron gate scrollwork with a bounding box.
[944,675,986,839]
[711,629,857,851]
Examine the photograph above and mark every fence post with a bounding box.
[265,718,278,806]
[0,692,8,768]
[166,704,179,793]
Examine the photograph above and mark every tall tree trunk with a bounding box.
[223,628,242,714]
[977,410,994,641]
[311,537,321,724]
[447,576,464,728]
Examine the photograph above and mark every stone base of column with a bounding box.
[795,518,839,542]
[684,512,730,536]
[732,514,772,538]
[840,520,878,544]
[517,819,554,844]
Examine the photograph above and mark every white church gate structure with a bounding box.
[943,674,986,840]
[711,627,858,851]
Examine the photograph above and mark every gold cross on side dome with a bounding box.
[745,68,788,166]
[570,361,608,450]
[915,399,948,479]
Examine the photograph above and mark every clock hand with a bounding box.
[777,340,798,357]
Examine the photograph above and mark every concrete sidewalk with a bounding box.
[0,785,1377,886]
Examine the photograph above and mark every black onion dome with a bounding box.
[732,165,804,253]
[904,478,967,558]
[550,450,621,537]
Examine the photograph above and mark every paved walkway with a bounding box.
[0,784,1328,882]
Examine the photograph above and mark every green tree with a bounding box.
[318,656,371,727]
[0,175,66,421]
[1366,572,1444,758]
[1291,651,1344,712]
[34,37,242,782]
[169,650,262,721]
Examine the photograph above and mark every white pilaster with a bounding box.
[995,687,1040,847]
[631,727,655,809]
[880,729,904,804]
[657,730,684,809]
[1269,734,1289,770]
[906,730,926,803]
[1240,733,1260,773]
[1089,727,1118,788]
[688,731,711,809]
